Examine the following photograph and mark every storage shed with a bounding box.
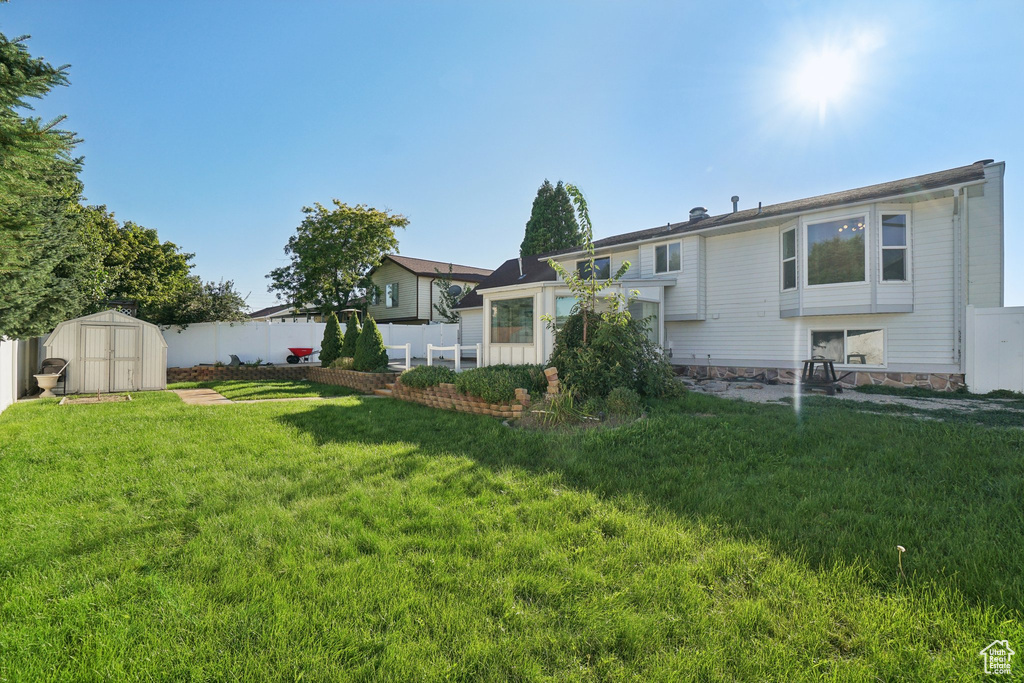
[43,310,167,393]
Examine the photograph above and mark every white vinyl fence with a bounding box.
[965,305,1024,394]
[0,337,42,417]
[163,321,460,368]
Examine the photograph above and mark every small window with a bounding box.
[881,214,908,282]
[577,257,610,280]
[491,297,534,343]
[806,215,866,286]
[811,328,884,366]
[655,242,681,274]
[554,296,576,330]
[781,229,797,290]
[385,282,399,308]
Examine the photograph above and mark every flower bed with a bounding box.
[308,366,398,394]
[392,380,529,419]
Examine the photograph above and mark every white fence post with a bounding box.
[404,343,411,371]
[454,344,461,372]
[426,343,433,366]
[475,343,482,368]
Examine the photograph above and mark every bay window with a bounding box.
[811,328,884,366]
[806,215,866,286]
[491,297,534,343]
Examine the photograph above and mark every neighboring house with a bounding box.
[456,160,1006,390]
[249,304,324,323]
[366,255,493,324]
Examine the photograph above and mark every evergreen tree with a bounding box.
[519,179,583,257]
[319,311,343,366]
[341,316,360,358]
[353,317,389,372]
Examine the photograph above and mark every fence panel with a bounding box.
[965,305,1024,393]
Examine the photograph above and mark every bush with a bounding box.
[330,357,354,370]
[454,364,546,403]
[548,309,674,399]
[400,365,457,388]
[353,317,390,372]
[320,311,343,367]
[341,317,360,358]
[605,387,642,417]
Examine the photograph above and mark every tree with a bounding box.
[432,265,472,323]
[519,179,582,257]
[267,201,408,315]
[341,316,360,358]
[353,317,389,372]
[0,32,95,338]
[149,278,249,327]
[319,312,343,367]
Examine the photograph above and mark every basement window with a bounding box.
[810,328,884,366]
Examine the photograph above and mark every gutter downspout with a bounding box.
[951,185,966,371]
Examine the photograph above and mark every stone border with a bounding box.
[168,365,313,382]
[391,380,530,419]
[676,364,965,392]
[309,366,399,394]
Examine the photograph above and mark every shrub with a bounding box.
[454,364,546,403]
[580,396,605,418]
[549,309,674,399]
[330,357,354,370]
[320,312,343,367]
[605,387,642,418]
[341,317,360,358]
[353,317,390,372]
[400,365,457,388]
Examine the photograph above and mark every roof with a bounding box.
[380,254,493,282]
[545,160,993,256]
[454,257,557,309]
[249,304,294,318]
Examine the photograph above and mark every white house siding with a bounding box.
[459,308,483,347]
[967,163,1004,307]
[666,196,961,373]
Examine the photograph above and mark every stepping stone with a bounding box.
[172,389,233,405]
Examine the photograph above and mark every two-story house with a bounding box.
[455,160,1005,390]
[366,255,493,324]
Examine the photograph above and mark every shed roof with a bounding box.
[44,309,167,348]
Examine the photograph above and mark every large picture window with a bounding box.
[491,297,534,343]
[806,216,866,286]
[781,228,797,290]
[655,242,681,274]
[811,328,884,366]
[577,257,610,280]
[881,213,908,281]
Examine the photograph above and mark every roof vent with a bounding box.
[730,195,739,213]
[689,206,709,221]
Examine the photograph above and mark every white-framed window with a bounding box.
[810,328,884,366]
[577,257,610,280]
[781,228,797,290]
[490,297,534,344]
[804,213,868,287]
[880,212,910,282]
[654,242,681,274]
[627,299,660,345]
[554,296,576,330]
[385,282,399,308]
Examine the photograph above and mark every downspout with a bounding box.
[951,185,965,370]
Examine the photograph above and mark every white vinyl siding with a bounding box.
[967,163,1004,307]
[459,308,483,347]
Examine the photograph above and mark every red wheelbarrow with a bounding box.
[286,347,316,364]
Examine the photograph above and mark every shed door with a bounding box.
[80,325,110,393]
[110,326,140,391]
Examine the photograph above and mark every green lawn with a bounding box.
[1,387,1021,680]
[168,379,358,400]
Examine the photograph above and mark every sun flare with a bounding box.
[791,47,858,121]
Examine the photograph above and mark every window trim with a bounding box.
[808,326,887,369]
[780,227,797,291]
[801,209,871,289]
[488,294,536,346]
[654,241,682,274]
[877,207,912,284]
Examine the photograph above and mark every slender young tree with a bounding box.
[519,180,583,257]
[432,264,471,323]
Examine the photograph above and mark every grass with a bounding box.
[854,383,1024,404]
[168,379,358,401]
[1,386,1021,680]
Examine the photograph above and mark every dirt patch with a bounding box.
[59,394,133,405]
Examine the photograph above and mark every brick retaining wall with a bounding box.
[168,365,313,382]
[392,380,530,419]
[308,366,399,394]
[677,364,965,392]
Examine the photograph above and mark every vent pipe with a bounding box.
[730,195,739,213]
[517,257,523,277]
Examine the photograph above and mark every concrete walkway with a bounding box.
[172,389,233,405]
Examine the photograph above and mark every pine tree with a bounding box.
[353,316,389,372]
[319,311,343,366]
[341,315,360,357]
[519,179,583,257]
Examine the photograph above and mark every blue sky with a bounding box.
[4,1,1022,309]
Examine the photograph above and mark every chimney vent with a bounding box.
[730,195,739,213]
[689,206,709,221]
